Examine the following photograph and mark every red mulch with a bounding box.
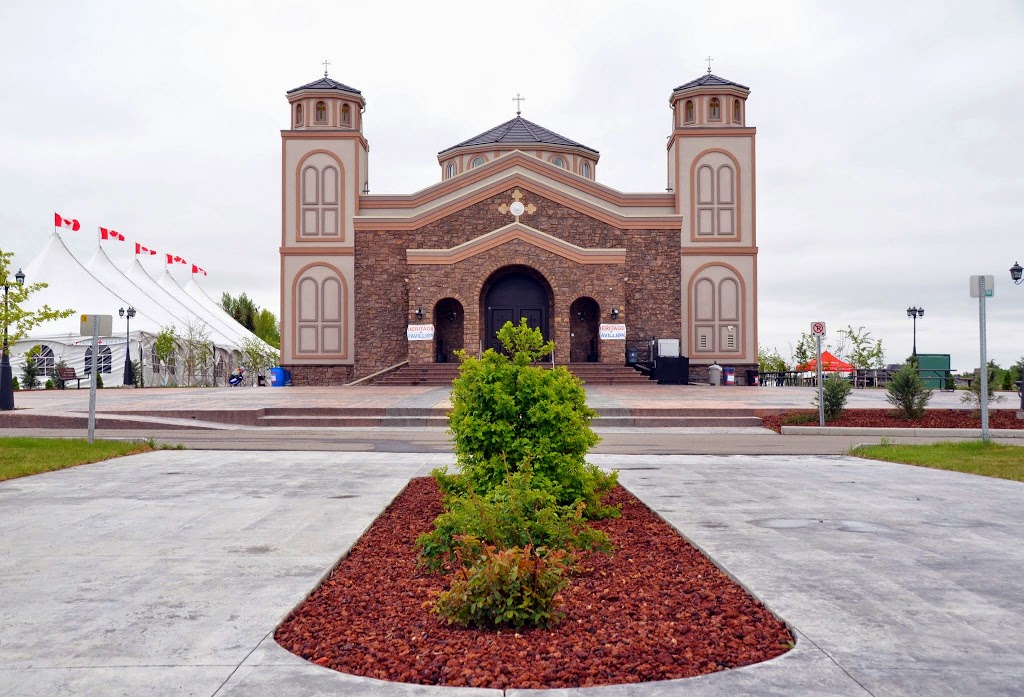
[275,478,793,689]
[761,408,1024,434]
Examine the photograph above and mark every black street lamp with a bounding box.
[1011,263,1023,409]
[907,306,924,357]
[2,268,27,411]
[119,306,136,386]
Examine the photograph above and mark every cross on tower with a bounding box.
[322,59,331,77]
[512,92,525,116]
[705,56,714,74]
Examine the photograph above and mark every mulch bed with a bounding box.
[762,408,1023,433]
[275,478,793,689]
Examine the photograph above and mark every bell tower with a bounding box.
[668,69,758,369]
[279,68,368,382]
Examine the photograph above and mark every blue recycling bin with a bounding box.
[270,367,291,387]
[722,367,736,385]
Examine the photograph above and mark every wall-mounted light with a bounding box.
[414,307,424,321]
[610,307,619,320]
[577,311,586,321]
[448,310,457,321]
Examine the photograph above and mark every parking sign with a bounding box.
[811,322,826,336]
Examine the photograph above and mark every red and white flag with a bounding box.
[54,212,81,231]
[99,227,125,241]
[165,254,187,265]
[135,242,157,256]
[191,264,207,276]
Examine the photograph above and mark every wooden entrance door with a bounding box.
[483,273,549,353]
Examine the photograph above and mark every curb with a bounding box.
[781,426,1024,438]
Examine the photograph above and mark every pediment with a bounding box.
[406,222,626,266]
[356,151,680,231]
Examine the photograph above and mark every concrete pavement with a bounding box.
[1,450,1021,696]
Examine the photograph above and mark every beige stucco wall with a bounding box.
[680,254,756,364]
[673,134,754,247]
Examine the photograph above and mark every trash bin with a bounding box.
[625,348,639,365]
[270,367,288,387]
[723,367,736,385]
[746,369,760,386]
[257,375,267,387]
[708,363,722,386]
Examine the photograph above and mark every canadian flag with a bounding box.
[54,212,81,231]
[135,243,157,256]
[191,264,207,276]
[165,254,187,265]
[99,227,126,241]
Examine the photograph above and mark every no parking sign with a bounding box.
[811,322,826,337]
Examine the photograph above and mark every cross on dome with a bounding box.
[705,56,714,74]
[322,59,331,77]
[512,92,525,116]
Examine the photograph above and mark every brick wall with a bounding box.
[285,364,354,386]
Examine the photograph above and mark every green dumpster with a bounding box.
[916,353,950,389]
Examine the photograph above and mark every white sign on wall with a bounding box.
[407,324,435,341]
[599,323,626,340]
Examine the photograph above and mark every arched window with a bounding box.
[709,98,721,120]
[341,104,351,125]
[298,153,343,238]
[581,161,591,178]
[151,344,160,375]
[294,103,303,127]
[685,100,695,124]
[315,101,327,123]
[446,163,456,179]
[693,267,741,354]
[551,156,566,168]
[695,158,737,237]
[732,99,741,124]
[84,345,112,375]
[295,265,347,356]
[470,156,485,169]
[30,345,55,375]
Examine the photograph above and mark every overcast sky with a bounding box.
[1,1,1022,371]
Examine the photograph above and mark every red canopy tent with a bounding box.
[797,351,853,372]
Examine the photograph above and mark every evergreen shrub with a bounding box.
[813,373,852,421]
[885,364,932,418]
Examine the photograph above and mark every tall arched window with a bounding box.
[581,161,591,178]
[315,101,327,123]
[446,163,456,179]
[695,157,737,237]
[298,153,343,238]
[294,103,303,127]
[295,265,347,357]
[685,100,695,124]
[84,345,112,375]
[732,99,741,124]
[30,345,55,375]
[470,156,484,169]
[551,156,566,168]
[341,104,351,125]
[692,267,742,354]
[709,98,721,120]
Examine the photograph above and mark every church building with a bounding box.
[279,70,758,384]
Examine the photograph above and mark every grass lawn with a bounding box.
[851,440,1024,482]
[0,437,156,482]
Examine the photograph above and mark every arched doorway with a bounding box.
[433,298,464,363]
[481,267,552,353]
[569,297,600,362]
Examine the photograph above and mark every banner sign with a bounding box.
[407,324,435,341]
[599,323,626,340]
[71,337,128,346]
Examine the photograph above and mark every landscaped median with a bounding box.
[761,409,1024,438]
[0,437,157,482]
[851,440,1024,482]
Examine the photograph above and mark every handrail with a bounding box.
[345,360,409,387]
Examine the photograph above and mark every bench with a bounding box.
[56,366,85,389]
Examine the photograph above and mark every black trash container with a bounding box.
[625,348,639,365]
[745,369,760,386]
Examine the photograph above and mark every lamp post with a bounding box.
[119,306,136,386]
[1011,262,1023,410]
[2,268,27,411]
[906,306,924,357]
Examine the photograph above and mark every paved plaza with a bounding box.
[0,449,1021,696]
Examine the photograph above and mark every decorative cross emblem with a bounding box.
[497,189,536,221]
[705,56,714,74]
[322,59,331,77]
[512,92,525,116]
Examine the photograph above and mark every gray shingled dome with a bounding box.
[439,115,598,156]
[673,73,749,92]
[287,77,362,95]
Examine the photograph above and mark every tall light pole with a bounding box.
[1011,262,1022,410]
[119,306,136,386]
[907,306,924,357]
[1,268,27,411]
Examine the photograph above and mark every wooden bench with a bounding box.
[56,366,85,389]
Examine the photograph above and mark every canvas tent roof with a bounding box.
[797,351,854,372]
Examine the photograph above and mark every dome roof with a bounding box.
[287,76,362,96]
[439,115,598,156]
[673,73,749,92]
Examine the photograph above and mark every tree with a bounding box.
[252,309,280,348]
[154,326,178,386]
[758,345,787,372]
[180,319,212,386]
[221,292,258,332]
[835,325,885,369]
[239,336,278,385]
[1,249,75,343]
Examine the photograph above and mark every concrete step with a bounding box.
[256,415,450,428]
[596,416,764,428]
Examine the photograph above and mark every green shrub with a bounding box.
[44,378,54,390]
[11,376,19,391]
[813,373,852,421]
[95,373,103,389]
[20,357,40,390]
[431,537,570,629]
[51,360,67,389]
[132,359,144,387]
[1000,370,1014,391]
[960,370,1005,412]
[417,464,612,572]
[885,364,932,419]
[448,319,616,517]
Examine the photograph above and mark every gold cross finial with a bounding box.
[322,59,331,77]
[705,56,714,74]
[512,92,525,116]
[498,189,537,221]
[511,190,523,201]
